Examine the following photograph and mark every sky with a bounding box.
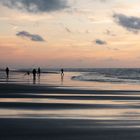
[0,0,140,68]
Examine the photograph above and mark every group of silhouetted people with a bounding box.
[5,67,41,80]
[5,67,64,84]
[32,68,41,79]
[31,68,40,84]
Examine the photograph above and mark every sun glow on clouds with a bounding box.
[0,0,140,68]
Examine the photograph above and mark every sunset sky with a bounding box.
[0,0,140,68]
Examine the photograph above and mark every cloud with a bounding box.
[95,39,107,45]
[0,0,68,13]
[93,39,118,50]
[16,31,45,42]
[113,13,140,33]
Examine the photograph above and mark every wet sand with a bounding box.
[0,83,140,139]
[1,118,140,140]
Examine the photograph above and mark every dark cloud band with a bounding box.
[113,13,140,33]
[95,39,107,45]
[0,0,69,13]
[16,31,45,42]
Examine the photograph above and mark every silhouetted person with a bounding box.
[5,67,9,79]
[25,71,30,76]
[61,69,64,76]
[61,69,64,85]
[27,71,30,76]
[38,67,41,76]
[24,71,30,84]
[32,69,37,84]
[37,67,41,84]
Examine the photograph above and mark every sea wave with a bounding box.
[71,69,140,83]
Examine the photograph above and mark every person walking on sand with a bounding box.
[5,67,9,79]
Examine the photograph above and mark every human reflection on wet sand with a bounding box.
[33,73,41,85]
[38,74,40,84]
[33,77,36,84]
[37,68,41,84]
[61,74,64,85]
[6,76,9,83]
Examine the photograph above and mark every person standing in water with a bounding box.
[5,67,9,79]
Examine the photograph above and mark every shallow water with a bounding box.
[1,71,140,90]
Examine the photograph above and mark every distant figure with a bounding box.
[25,71,30,76]
[37,67,41,76]
[27,71,30,75]
[24,71,30,83]
[32,69,37,84]
[5,67,9,79]
[61,69,64,76]
[60,69,64,85]
[37,67,41,84]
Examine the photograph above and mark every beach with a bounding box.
[0,0,140,139]
[0,82,140,139]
